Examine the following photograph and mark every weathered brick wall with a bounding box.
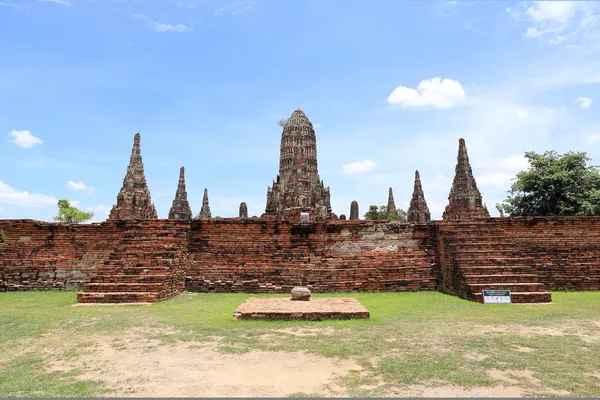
[435,217,600,292]
[0,220,189,293]
[186,220,438,293]
[2,217,599,294]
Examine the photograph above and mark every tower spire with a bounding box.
[442,138,490,220]
[387,187,397,217]
[108,133,158,220]
[349,200,359,220]
[198,188,212,219]
[263,108,332,218]
[168,166,192,220]
[407,170,431,223]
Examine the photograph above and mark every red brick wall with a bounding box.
[0,220,189,293]
[434,217,600,292]
[186,220,438,292]
[1,217,599,294]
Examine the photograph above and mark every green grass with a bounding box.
[1,290,599,397]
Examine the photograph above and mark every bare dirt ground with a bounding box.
[27,325,576,398]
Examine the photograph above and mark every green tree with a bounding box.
[53,200,95,223]
[496,151,600,217]
[0,230,5,246]
[364,205,407,222]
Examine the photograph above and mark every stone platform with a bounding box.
[232,297,370,320]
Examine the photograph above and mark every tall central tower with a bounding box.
[264,109,332,218]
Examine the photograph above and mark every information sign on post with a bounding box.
[482,290,512,304]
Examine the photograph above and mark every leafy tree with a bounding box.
[53,200,94,223]
[277,118,288,127]
[496,151,600,217]
[364,205,407,222]
[0,230,5,246]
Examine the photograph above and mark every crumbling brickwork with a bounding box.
[1,217,599,303]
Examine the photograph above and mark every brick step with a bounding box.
[90,274,168,283]
[467,282,545,294]
[454,258,533,266]
[459,266,534,274]
[83,283,164,292]
[472,291,552,304]
[463,274,539,284]
[76,292,158,303]
[95,267,172,274]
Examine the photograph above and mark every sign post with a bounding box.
[482,290,512,304]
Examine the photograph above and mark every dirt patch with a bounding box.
[468,322,600,344]
[464,352,488,361]
[386,384,524,397]
[273,327,336,337]
[45,332,360,397]
[488,369,540,385]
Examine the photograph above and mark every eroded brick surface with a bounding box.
[232,297,370,320]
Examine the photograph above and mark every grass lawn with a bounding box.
[1,291,599,397]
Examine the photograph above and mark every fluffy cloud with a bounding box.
[341,160,377,174]
[154,23,189,33]
[86,204,110,214]
[512,1,599,44]
[387,77,466,109]
[65,181,95,193]
[8,130,43,148]
[575,97,593,108]
[0,181,57,207]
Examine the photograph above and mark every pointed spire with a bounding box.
[407,170,431,224]
[387,187,397,217]
[198,188,212,219]
[168,166,192,220]
[108,133,158,220]
[349,200,359,220]
[239,202,248,218]
[442,138,490,220]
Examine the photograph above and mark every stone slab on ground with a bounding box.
[233,297,370,320]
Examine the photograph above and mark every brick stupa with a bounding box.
[349,200,359,220]
[264,109,332,219]
[442,138,489,220]
[168,166,192,220]
[407,170,431,223]
[387,187,397,217]
[198,188,211,219]
[108,133,158,220]
[239,202,248,218]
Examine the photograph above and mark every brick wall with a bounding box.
[186,220,438,293]
[1,217,599,294]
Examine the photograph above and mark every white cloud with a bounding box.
[496,155,530,171]
[36,0,71,5]
[514,1,600,44]
[8,130,43,148]
[65,181,95,193]
[341,160,377,174]
[475,172,515,189]
[213,6,226,16]
[387,77,467,109]
[232,0,258,15]
[575,97,593,108]
[154,23,189,33]
[589,133,600,144]
[0,181,57,207]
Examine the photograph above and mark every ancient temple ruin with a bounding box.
[387,187,397,217]
[168,167,193,220]
[198,188,212,219]
[407,170,431,223]
[442,138,490,220]
[239,202,248,218]
[108,133,158,220]
[349,200,359,220]
[264,109,332,219]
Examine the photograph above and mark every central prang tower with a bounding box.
[264,108,332,219]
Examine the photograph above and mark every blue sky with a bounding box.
[1,0,599,221]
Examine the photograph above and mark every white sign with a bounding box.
[483,290,512,304]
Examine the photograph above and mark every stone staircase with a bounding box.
[77,225,186,304]
[439,225,552,303]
